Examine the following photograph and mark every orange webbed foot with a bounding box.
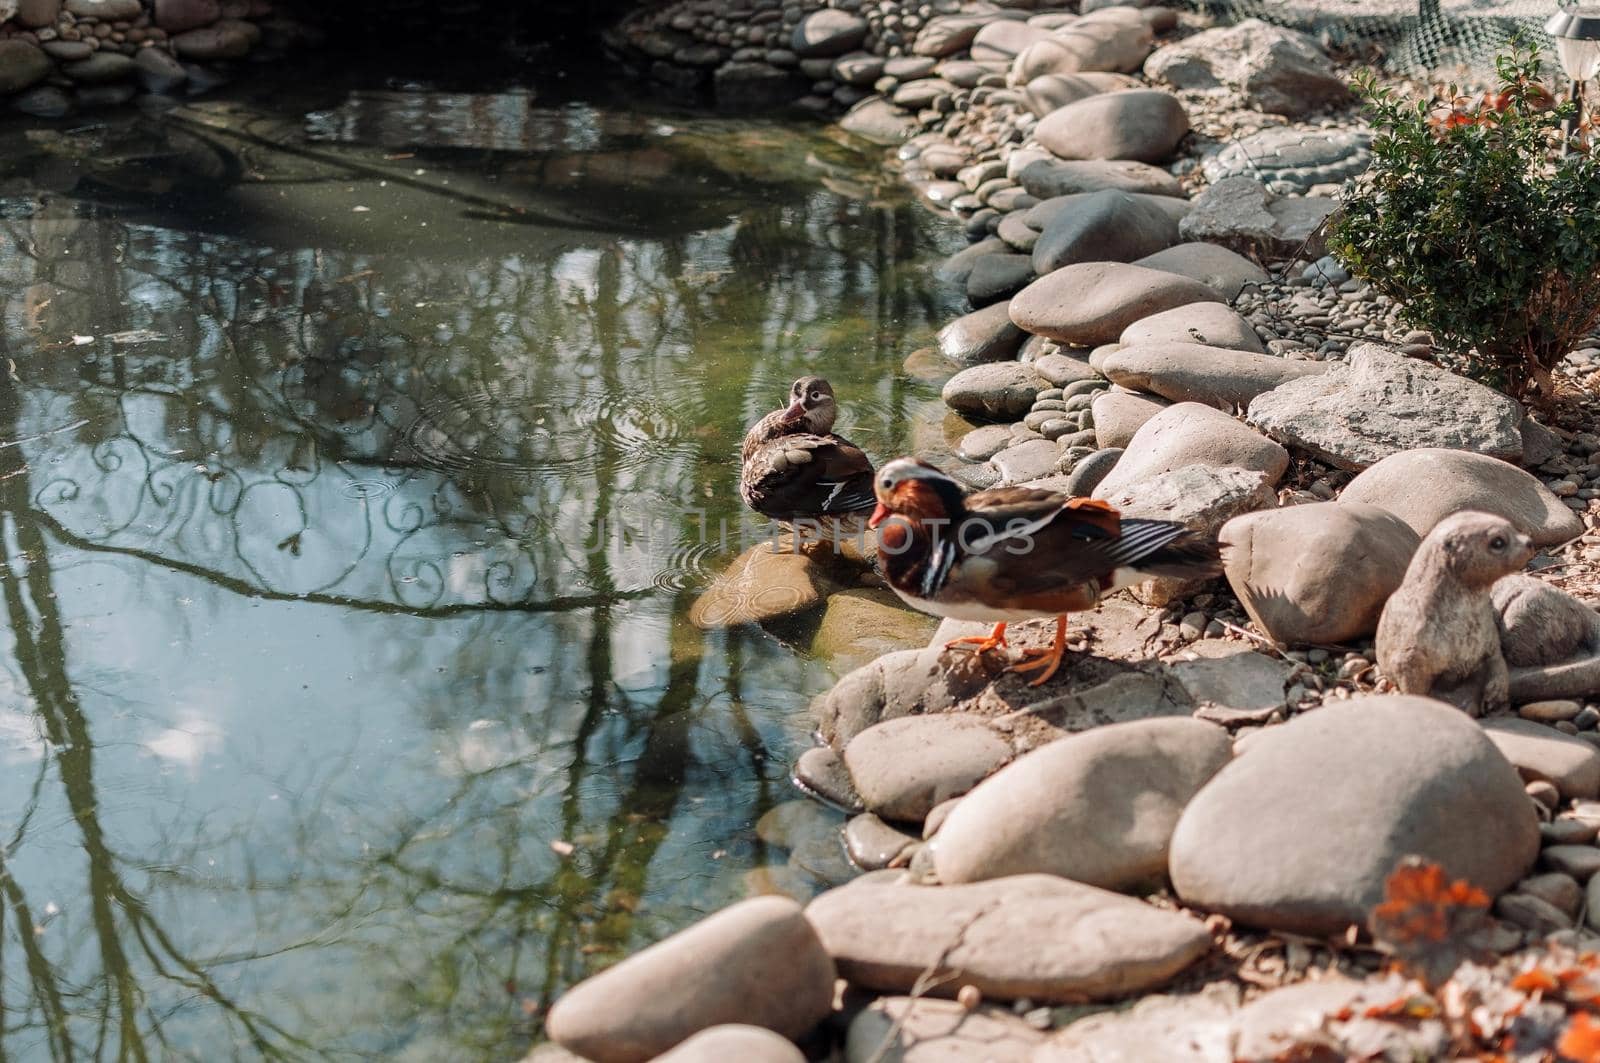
[944,621,1008,657]
[1009,616,1070,687]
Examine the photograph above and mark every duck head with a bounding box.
[868,458,967,529]
[781,376,838,434]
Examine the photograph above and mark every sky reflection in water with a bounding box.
[0,63,962,1060]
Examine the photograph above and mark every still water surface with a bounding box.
[0,53,962,1059]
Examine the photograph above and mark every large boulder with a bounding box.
[1036,89,1190,164]
[931,718,1232,888]
[1092,402,1290,498]
[806,875,1213,1002]
[1246,344,1528,470]
[1169,695,1540,935]
[1221,502,1421,645]
[546,897,835,1062]
[1339,448,1583,547]
[1100,343,1327,410]
[1133,242,1269,301]
[970,19,1055,63]
[1031,189,1180,274]
[1010,262,1222,347]
[1144,18,1349,117]
[1178,176,1335,259]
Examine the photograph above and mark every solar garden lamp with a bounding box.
[1548,4,1600,150]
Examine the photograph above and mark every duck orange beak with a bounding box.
[868,502,890,529]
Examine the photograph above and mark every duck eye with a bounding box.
[810,391,822,401]
[1490,535,1507,551]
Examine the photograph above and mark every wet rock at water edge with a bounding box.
[846,997,1045,1062]
[1100,342,1327,410]
[1339,448,1583,547]
[1092,402,1289,498]
[1144,18,1349,117]
[931,717,1231,889]
[1247,343,1527,471]
[1168,695,1539,935]
[844,813,918,870]
[155,0,221,32]
[61,53,137,84]
[936,237,1010,288]
[806,874,1213,1001]
[1035,89,1189,165]
[941,361,1048,420]
[839,97,915,144]
[545,896,835,1063]
[842,713,1012,823]
[1133,243,1269,302]
[688,543,834,630]
[812,587,938,670]
[0,41,53,95]
[813,644,999,748]
[966,253,1035,306]
[792,10,868,57]
[1121,303,1265,354]
[1009,262,1222,347]
[1221,502,1420,645]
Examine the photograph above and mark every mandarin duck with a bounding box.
[868,458,1222,685]
[740,376,875,523]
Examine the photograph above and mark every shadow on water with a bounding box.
[0,50,963,1062]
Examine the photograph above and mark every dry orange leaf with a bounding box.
[1368,857,1491,988]
[1559,1011,1600,1062]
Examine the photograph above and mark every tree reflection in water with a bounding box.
[0,85,959,1060]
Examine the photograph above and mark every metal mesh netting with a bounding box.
[1192,0,1559,77]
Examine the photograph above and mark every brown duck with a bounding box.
[740,376,875,522]
[868,458,1222,685]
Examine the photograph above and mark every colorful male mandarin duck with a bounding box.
[740,376,876,523]
[868,458,1222,685]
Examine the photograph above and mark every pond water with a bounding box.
[0,50,963,1060]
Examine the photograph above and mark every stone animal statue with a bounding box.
[1493,575,1600,702]
[1375,511,1535,716]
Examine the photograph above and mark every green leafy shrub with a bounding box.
[1327,42,1600,401]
